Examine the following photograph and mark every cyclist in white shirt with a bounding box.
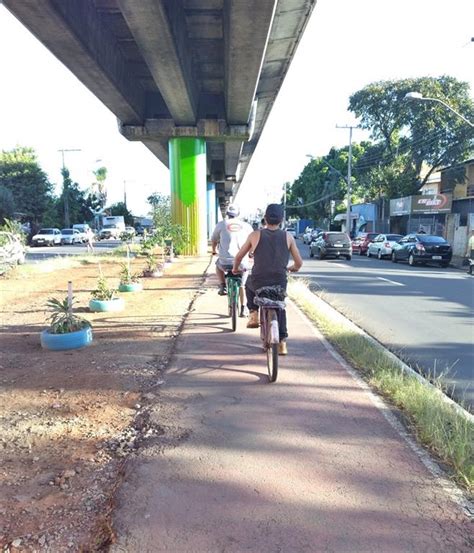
[211,204,253,317]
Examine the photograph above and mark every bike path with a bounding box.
[111,272,471,552]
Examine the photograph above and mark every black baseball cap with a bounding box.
[264,204,284,224]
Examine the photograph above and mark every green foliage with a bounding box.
[46,296,90,334]
[286,143,371,223]
[0,218,27,245]
[108,202,134,226]
[92,166,108,209]
[91,275,117,301]
[119,262,140,284]
[147,193,189,255]
[144,253,162,274]
[349,76,474,187]
[0,186,15,222]
[57,167,92,228]
[0,147,54,227]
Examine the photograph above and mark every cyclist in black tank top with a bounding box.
[232,204,303,355]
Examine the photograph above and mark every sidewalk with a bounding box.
[110,267,472,553]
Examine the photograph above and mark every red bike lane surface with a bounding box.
[110,277,472,553]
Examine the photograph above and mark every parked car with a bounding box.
[351,232,379,255]
[391,234,452,267]
[124,226,136,235]
[61,228,82,245]
[31,228,62,247]
[302,227,313,244]
[309,231,352,260]
[366,234,404,259]
[72,224,93,243]
[0,231,26,265]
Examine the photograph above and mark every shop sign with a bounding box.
[411,193,452,214]
[390,196,411,216]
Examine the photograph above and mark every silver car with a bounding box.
[366,234,403,259]
[61,228,82,245]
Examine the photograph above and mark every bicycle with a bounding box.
[254,286,286,383]
[225,270,242,332]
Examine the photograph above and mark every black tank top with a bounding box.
[250,229,289,290]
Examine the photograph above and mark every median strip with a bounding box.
[288,278,473,489]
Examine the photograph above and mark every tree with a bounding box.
[56,170,93,227]
[0,185,15,223]
[147,193,189,254]
[92,166,108,209]
[286,143,372,223]
[107,202,134,226]
[349,76,474,188]
[0,147,54,228]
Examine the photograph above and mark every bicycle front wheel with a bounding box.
[231,299,237,331]
[266,343,278,382]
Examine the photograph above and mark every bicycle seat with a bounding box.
[225,270,242,279]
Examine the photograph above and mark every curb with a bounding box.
[289,282,474,424]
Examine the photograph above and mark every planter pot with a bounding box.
[89,298,125,312]
[41,326,93,351]
[118,282,143,292]
[142,270,162,278]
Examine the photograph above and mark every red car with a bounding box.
[352,232,379,255]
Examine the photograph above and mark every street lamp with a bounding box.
[404,92,474,127]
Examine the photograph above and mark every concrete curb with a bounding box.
[288,281,474,425]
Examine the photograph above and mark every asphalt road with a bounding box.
[297,239,474,408]
[25,239,121,261]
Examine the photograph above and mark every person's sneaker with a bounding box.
[246,310,259,328]
[217,284,227,296]
[278,341,288,356]
[239,305,249,318]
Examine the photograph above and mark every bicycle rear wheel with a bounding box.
[266,343,278,382]
[266,310,279,382]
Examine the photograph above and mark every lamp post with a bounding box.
[404,92,474,127]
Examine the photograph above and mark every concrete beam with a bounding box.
[120,119,250,142]
[3,0,145,124]
[224,142,243,179]
[224,0,277,124]
[117,0,198,125]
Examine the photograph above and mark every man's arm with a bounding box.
[287,235,303,272]
[232,235,254,273]
[211,224,220,255]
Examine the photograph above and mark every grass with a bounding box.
[288,278,474,490]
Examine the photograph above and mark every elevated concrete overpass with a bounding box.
[4,0,316,253]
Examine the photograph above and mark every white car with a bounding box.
[31,228,62,247]
[61,228,82,245]
[366,233,404,259]
[0,231,26,265]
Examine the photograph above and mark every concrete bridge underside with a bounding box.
[5,0,316,253]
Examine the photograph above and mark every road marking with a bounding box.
[377,276,405,286]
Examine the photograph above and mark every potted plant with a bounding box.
[142,253,163,278]
[118,262,142,292]
[89,275,125,312]
[41,296,92,351]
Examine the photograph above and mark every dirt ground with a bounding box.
[0,253,210,552]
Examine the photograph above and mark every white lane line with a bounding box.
[377,276,405,286]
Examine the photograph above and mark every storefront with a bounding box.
[389,193,452,236]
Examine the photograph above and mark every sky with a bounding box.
[0,0,473,218]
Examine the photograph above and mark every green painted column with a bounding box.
[169,137,207,255]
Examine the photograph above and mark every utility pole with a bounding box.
[58,148,81,228]
[336,125,357,237]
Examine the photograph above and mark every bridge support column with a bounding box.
[169,137,207,255]
[206,182,217,239]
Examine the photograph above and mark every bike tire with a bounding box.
[266,343,278,382]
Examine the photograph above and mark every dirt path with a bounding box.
[0,255,210,552]
[110,276,472,553]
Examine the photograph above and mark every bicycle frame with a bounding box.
[225,271,241,331]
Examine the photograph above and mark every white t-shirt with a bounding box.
[212,218,253,267]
